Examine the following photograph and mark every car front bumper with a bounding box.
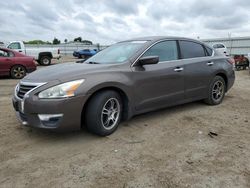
[12,94,90,131]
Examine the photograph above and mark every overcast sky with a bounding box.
[1,0,250,45]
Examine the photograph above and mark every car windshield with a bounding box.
[85,41,147,64]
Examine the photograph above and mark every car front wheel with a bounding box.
[85,90,122,136]
[204,76,226,105]
[10,65,27,79]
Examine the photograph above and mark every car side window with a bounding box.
[142,41,178,62]
[179,41,206,59]
[0,50,9,57]
[8,42,21,50]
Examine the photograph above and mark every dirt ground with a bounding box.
[0,58,250,188]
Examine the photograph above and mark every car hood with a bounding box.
[23,62,116,83]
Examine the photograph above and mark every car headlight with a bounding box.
[38,79,84,99]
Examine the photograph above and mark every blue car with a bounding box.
[73,49,98,59]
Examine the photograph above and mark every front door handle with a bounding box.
[174,67,184,72]
[207,62,214,66]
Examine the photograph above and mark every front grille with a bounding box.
[17,84,36,99]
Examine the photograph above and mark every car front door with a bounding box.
[0,50,13,75]
[132,40,185,113]
[178,40,214,100]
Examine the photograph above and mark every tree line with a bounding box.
[24,37,93,45]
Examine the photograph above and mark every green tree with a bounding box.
[82,40,93,45]
[53,38,61,45]
[64,39,68,43]
[74,37,82,42]
[24,40,51,45]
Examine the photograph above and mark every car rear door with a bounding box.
[132,40,185,112]
[178,40,214,100]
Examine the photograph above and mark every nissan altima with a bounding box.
[12,36,235,136]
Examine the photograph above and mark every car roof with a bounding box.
[0,47,9,51]
[121,36,201,43]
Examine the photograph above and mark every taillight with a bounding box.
[58,49,60,54]
[227,58,235,65]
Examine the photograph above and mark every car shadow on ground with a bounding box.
[18,100,210,142]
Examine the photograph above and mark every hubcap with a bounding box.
[43,58,49,64]
[101,98,120,130]
[13,67,25,78]
[212,80,224,101]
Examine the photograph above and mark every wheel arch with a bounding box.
[38,52,52,60]
[10,64,27,73]
[81,86,132,128]
[215,72,228,91]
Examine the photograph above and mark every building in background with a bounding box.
[202,36,250,56]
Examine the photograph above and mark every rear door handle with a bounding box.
[174,67,184,72]
[207,62,214,66]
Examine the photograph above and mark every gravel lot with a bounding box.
[0,58,250,188]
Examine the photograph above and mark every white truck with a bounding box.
[6,41,61,65]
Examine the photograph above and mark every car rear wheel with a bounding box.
[204,76,226,105]
[85,90,122,136]
[39,56,51,66]
[10,65,27,79]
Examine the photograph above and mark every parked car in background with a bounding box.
[73,49,98,59]
[234,55,249,70]
[0,48,36,79]
[12,36,235,136]
[6,41,60,66]
[212,43,229,56]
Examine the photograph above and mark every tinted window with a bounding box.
[8,42,21,49]
[179,41,205,59]
[142,41,178,62]
[205,46,213,56]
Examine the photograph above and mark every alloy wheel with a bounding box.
[212,80,224,101]
[101,98,121,130]
[13,66,25,78]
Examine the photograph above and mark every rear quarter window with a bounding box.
[179,40,206,59]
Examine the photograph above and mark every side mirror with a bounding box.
[137,56,159,66]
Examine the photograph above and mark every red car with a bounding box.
[0,48,36,79]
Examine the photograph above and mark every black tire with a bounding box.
[204,76,226,105]
[10,65,27,79]
[85,90,123,136]
[39,56,51,66]
[80,54,85,59]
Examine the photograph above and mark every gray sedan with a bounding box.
[12,36,235,136]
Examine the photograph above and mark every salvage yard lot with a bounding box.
[0,60,250,187]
